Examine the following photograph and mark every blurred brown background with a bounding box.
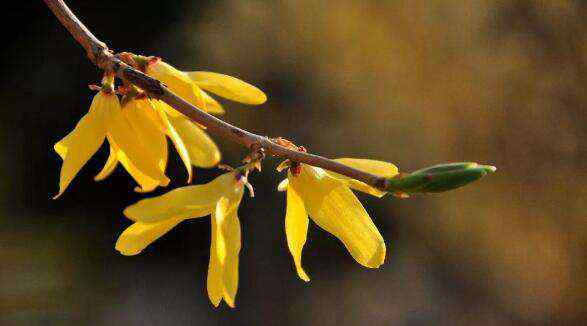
[1,0,585,325]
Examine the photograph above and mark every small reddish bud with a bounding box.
[291,163,302,176]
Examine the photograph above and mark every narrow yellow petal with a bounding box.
[53,92,112,198]
[124,172,237,223]
[200,89,225,115]
[186,71,267,105]
[207,209,223,307]
[334,158,399,177]
[219,204,241,307]
[326,158,400,198]
[157,107,193,183]
[285,186,310,282]
[141,100,167,133]
[170,115,221,168]
[208,196,242,308]
[124,99,168,172]
[115,218,182,256]
[94,145,118,181]
[107,102,170,188]
[146,60,207,109]
[291,166,386,268]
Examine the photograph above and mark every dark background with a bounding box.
[1,1,586,325]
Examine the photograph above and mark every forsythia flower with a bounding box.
[142,56,267,114]
[95,96,221,189]
[277,158,399,281]
[54,86,169,198]
[116,170,249,308]
[55,57,267,195]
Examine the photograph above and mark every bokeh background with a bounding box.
[1,0,586,325]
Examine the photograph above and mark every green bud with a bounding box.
[386,162,496,194]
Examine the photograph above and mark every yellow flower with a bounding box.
[94,96,169,192]
[277,158,398,281]
[56,56,265,196]
[143,57,267,114]
[95,96,221,186]
[54,89,169,198]
[116,170,248,308]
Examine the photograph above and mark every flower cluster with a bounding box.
[111,156,396,307]
[54,58,266,197]
[54,56,495,308]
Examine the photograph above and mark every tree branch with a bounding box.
[43,0,390,190]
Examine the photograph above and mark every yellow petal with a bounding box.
[219,200,241,307]
[115,143,166,193]
[115,218,182,256]
[208,196,242,308]
[53,92,112,198]
[106,102,170,189]
[334,158,399,177]
[155,99,181,119]
[94,145,118,181]
[290,165,386,268]
[140,99,167,132]
[146,60,207,110]
[285,186,310,282]
[103,136,162,193]
[170,115,221,168]
[123,99,168,172]
[124,172,238,223]
[186,71,267,105]
[200,89,225,115]
[207,207,223,307]
[156,107,193,183]
[326,158,400,198]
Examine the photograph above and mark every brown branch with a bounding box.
[43,0,390,190]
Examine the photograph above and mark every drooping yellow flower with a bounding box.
[61,57,265,195]
[277,158,398,281]
[54,88,169,198]
[142,56,267,114]
[116,170,248,308]
[94,96,169,192]
[95,96,221,187]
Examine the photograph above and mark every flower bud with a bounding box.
[387,162,496,194]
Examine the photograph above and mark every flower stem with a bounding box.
[42,0,391,190]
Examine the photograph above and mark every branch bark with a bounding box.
[43,0,390,190]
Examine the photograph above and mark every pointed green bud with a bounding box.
[386,162,496,195]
